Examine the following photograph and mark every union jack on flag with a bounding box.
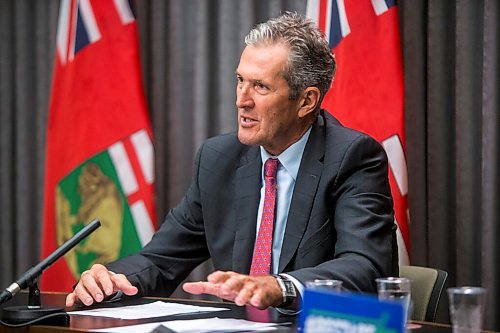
[57,0,135,63]
[307,0,396,48]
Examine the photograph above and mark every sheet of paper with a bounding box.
[162,317,280,332]
[68,301,228,319]
[91,317,281,332]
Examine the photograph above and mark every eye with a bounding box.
[255,81,268,91]
[236,75,243,84]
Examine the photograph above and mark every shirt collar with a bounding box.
[260,127,312,181]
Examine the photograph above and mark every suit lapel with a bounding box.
[232,147,262,273]
[278,116,325,272]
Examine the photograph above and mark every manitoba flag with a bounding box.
[41,0,156,291]
[306,0,410,265]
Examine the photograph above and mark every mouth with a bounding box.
[240,115,258,127]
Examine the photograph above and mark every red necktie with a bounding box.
[250,158,279,276]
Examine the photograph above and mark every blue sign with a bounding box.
[299,289,405,333]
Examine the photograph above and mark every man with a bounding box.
[66,12,397,311]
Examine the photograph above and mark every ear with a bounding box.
[297,87,321,118]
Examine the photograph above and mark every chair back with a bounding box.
[399,265,448,322]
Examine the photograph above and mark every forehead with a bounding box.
[237,43,290,79]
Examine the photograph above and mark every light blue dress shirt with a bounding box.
[257,127,312,275]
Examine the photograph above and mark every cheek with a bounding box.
[255,97,288,132]
[262,112,283,137]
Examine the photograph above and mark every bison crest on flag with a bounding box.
[54,130,154,279]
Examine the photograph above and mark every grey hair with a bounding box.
[245,11,336,105]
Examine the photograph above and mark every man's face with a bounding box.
[235,43,305,156]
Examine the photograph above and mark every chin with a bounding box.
[237,132,259,147]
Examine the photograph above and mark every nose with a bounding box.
[236,83,254,109]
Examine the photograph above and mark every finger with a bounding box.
[79,270,106,303]
[234,284,255,306]
[111,274,138,296]
[249,291,268,309]
[65,292,77,307]
[207,270,232,284]
[73,281,96,306]
[183,281,228,299]
[92,266,115,296]
[220,274,246,296]
[182,281,213,295]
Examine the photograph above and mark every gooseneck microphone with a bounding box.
[0,219,101,305]
[0,218,101,326]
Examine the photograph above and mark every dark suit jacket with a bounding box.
[107,110,397,297]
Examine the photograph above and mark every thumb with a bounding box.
[111,274,139,296]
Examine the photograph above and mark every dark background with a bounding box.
[0,0,498,330]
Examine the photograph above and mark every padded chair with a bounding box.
[399,265,448,322]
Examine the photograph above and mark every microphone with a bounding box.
[0,218,101,325]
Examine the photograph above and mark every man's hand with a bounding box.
[182,271,282,309]
[65,264,138,307]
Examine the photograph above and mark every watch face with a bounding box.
[283,280,297,297]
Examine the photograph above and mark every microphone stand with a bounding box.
[0,219,101,326]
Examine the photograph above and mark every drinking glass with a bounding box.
[376,277,412,325]
[305,279,343,292]
[448,287,486,333]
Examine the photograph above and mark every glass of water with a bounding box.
[306,279,343,292]
[448,287,486,333]
[376,277,412,325]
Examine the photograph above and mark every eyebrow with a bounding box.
[235,72,263,82]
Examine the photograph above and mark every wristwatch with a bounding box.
[272,274,297,307]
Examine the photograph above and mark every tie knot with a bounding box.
[264,158,279,178]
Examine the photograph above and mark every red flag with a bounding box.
[307,0,409,264]
[41,0,156,291]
